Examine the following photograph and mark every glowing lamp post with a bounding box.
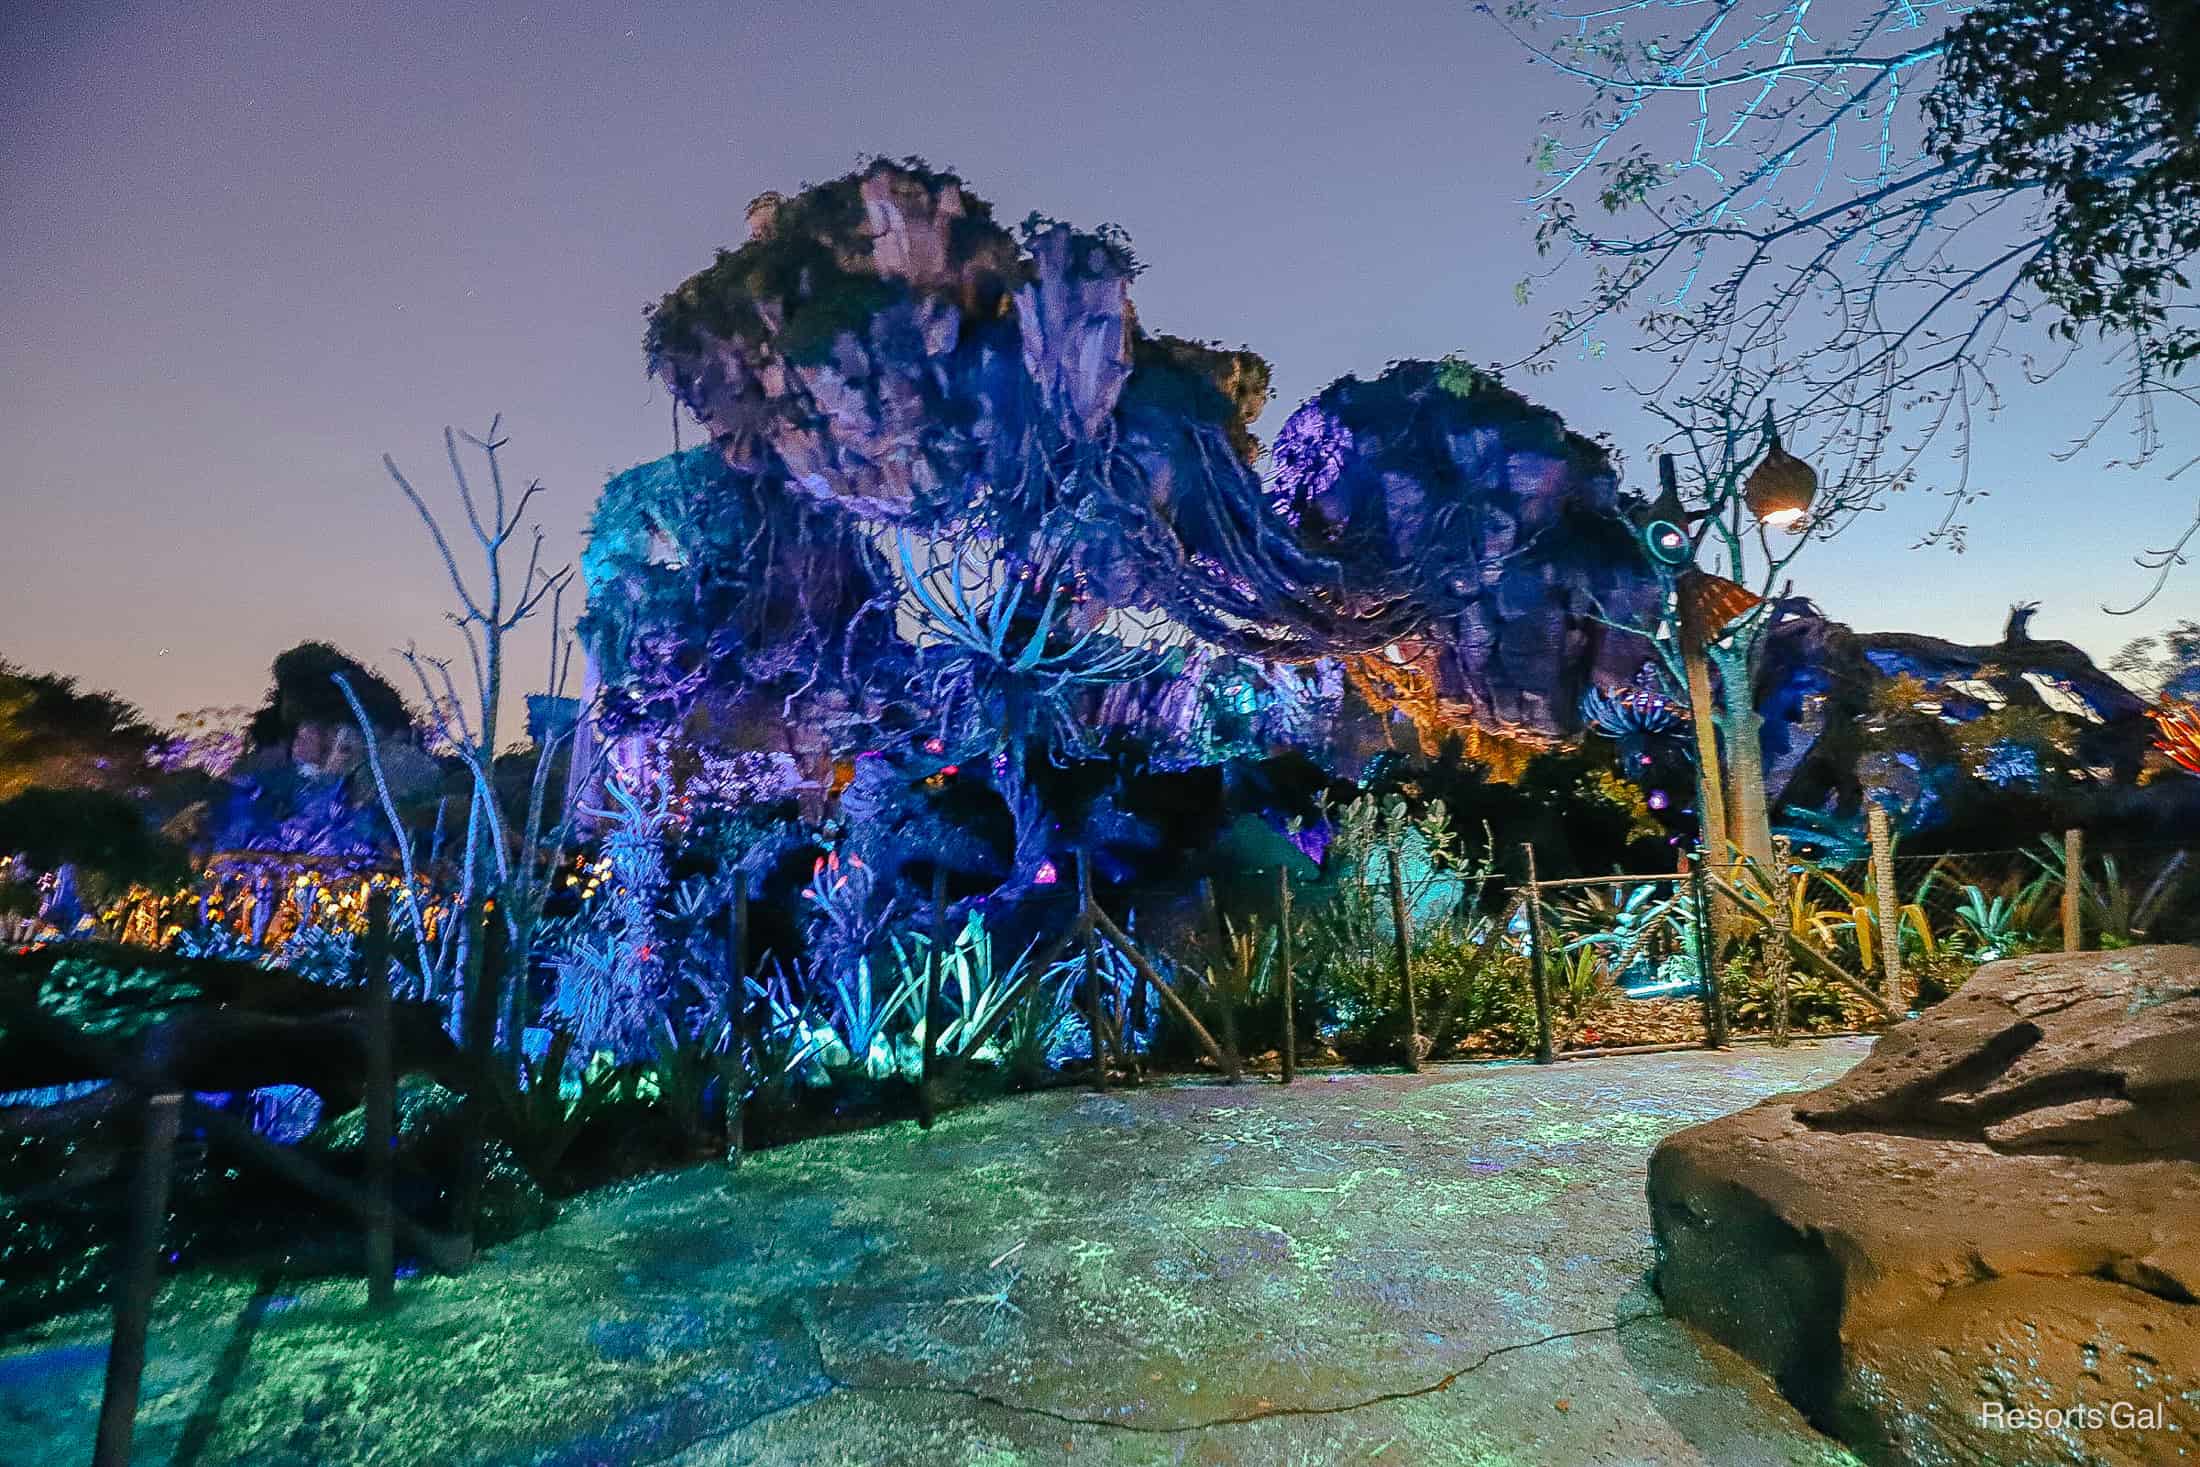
[1637,414,1818,885]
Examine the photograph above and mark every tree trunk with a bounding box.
[1677,613,1734,950]
[1679,645,1730,867]
[363,892,396,1309]
[1709,637,1776,879]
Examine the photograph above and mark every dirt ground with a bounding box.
[0,1041,1873,1466]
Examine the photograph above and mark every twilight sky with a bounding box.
[2,0,2189,725]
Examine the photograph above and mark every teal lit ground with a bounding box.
[0,1042,1871,1466]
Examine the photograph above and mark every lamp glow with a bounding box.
[1745,409,1817,530]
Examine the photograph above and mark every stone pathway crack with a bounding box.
[812,1310,1659,1441]
[632,1309,1661,1461]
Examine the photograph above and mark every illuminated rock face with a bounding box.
[1650,945,2200,1467]
[647,161,1088,527]
[1754,609,2161,829]
[638,163,1665,758]
[1271,363,1662,745]
[573,444,906,798]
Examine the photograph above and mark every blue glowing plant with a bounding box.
[896,529,1159,759]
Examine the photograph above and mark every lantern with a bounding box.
[1745,411,1817,529]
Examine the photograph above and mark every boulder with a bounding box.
[1649,946,2200,1466]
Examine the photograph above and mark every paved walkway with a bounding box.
[0,1042,1873,1465]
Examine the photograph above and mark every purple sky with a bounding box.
[3,0,2187,725]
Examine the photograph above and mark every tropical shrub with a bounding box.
[1721,955,1852,1033]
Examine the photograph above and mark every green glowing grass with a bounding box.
[0,1045,1872,1466]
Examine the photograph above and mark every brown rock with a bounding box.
[1649,946,2200,1466]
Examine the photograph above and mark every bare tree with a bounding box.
[1498,0,2200,603]
[382,418,572,771]
[340,419,590,1040]
[1501,0,2200,871]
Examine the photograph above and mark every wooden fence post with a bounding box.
[1126,899,1150,1040]
[1523,844,1555,1065]
[1386,845,1422,1072]
[92,1091,183,1467]
[2062,827,2084,953]
[1704,871,1898,1023]
[455,899,499,1254]
[1767,838,1793,1048]
[1276,866,1295,1086]
[1866,800,1905,1007]
[1079,854,1109,1091]
[1429,893,1523,1057]
[363,890,396,1309]
[729,881,750,1165]
[1688,848,1729,1048]
[1086,905,1231,1075]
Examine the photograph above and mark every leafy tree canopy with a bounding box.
[1928,0,2200,374]
[2110,619,2200,700]
[0,786,188,889]
[0,661,162,800]
[247,642,411,750]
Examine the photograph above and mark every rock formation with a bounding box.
[576,446,904,751]
[1268,361,1660,754]
[621,159,1660,779]
[1649,946,2200,1466]
[625,161,2175,821]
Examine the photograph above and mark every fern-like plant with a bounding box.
[480,1028,619,1186]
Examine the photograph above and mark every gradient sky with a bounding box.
[3,0,2190,726]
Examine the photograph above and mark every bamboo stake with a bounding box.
[92,1091,182,1467]
[2062,827,2084,953]
[185,1099,472,1272]
[1093,985,1141,1086]
[1866,801,1905,1007]
[0,990,473,1275]
[957,915,1086,1061]
[1386,845,1422,1072]
[919,865,949,1127]
[1522,846,1554,1065]
[1429,893,1523,1055]
[1276,866,1295,1086]
[1127,910,1150,1040]
[1523,871,1701,893]
[363,890,396,1309]
[1768,838,1793,1048]
[1087,903,1230,1074]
